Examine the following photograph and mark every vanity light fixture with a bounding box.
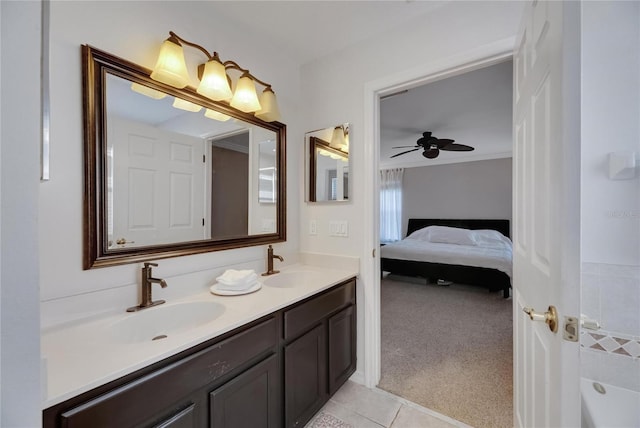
[150,31,281,122]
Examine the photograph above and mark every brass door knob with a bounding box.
[523,305,558,333]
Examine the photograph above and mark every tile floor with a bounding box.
[305,381,473,428]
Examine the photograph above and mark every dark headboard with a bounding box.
[406,219,510,238]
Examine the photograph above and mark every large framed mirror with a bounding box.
[83,45,286,269]
[305,124,350,202]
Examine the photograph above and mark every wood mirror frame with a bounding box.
[82,45,286,269]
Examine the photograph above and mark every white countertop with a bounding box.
[41,263,358,409]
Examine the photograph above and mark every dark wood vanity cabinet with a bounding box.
[328,304,357,395]
[283,279,356,428]
[284,324,327,427]
[43,278,356,428]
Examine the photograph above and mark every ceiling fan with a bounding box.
[390,131,474,159]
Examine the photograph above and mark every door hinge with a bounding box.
[372,248,376,258]
[202,154,205,163]
[202,218,205,226]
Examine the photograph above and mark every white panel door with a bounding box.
[513,1,580,427]
[111,116,205,247]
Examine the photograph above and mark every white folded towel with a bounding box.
[215,280,259,292]
[215,269,258,289]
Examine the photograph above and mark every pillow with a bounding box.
[472,229,512,249]
[406,226,433,241]
[427,226,477,246]
[407,225,477,246]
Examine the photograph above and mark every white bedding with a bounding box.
[380,227,513,278]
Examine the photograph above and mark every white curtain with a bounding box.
[380,168,404,243]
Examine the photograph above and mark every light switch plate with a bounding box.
[329,220,348,237]
[310,220,317,235]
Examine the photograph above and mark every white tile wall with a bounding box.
[581,262,640,392]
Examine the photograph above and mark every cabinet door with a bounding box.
[284,324,327,428]
[209,354,280,428]
[328,304,356,395]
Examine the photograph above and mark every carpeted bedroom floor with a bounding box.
[379,275,513,428]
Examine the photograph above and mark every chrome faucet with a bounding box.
[261,245,283,276]
[127,262,168,312]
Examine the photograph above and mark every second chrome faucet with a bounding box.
[127,262,168,312]
[262,245,283,276]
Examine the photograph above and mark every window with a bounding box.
[380,168,403,243]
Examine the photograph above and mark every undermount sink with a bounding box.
[262,270,324,288]
[109,301,225,344]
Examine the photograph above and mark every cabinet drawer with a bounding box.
[58,316,278,428]
[284,279,355,340]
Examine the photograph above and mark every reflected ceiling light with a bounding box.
[151,31,281,122]
[130,82,167,99]
[331,125,349,153]
[204,108,231,122]
[172,97,202,112]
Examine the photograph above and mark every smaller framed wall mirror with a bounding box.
[305,124,350,202]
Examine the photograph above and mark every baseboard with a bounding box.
[348,369,365,385]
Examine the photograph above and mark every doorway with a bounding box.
[359,40,516,422]
[376,60,514,428]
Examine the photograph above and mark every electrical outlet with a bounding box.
[310,219,317,235]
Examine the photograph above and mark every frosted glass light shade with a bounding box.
[331,126,346,149]
[197,59,233,101]
[172,97,202,112]
[230,74,261,113]
[150,39,190,88]
[130,82,167,100]
[255,88,281,122]
[204,109,231,122]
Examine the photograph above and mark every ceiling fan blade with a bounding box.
[422,148,440,159]
[433,138,455,148]
[391,145,420,149]
[390,148,420,158]
[440,143,475,152]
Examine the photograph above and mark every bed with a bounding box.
[380,219,512,298]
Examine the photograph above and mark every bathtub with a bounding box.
[581,378,640,428]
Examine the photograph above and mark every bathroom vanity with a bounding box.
[42,267,357,428]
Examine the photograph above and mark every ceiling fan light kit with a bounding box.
[390,131,474,159]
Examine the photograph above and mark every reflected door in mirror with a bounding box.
[108,115,207,249]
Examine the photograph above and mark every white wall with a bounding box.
[40,1,302,323]
[1,1,42,425]
[580,1,640,391]
[581,1,640,266]
[401,158,512,237]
